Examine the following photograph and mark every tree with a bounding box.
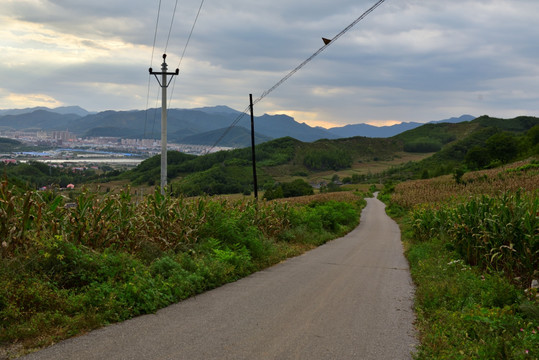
[465,146,491,170]
[486,132,519,164]
[453,168,465,184]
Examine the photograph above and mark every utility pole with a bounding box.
[149,54,179,195]
[249,94,258,199]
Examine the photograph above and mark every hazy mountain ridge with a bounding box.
[0,105,475,146]
[328,115,475,138]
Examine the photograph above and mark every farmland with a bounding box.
[0,181,366,357]
[382,161,538,359]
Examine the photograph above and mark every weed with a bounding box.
[0,181,366,355]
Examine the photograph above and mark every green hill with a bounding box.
[0,138,23,152]
[102,115,539,195]
[385,115,539,180]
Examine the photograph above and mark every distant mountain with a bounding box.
[0,106,337,145]
[71,108,235,140]
[51,106,93,117]
[0,110,81,130]
[237,114,338,142]
[328,115,476,138]
[192,105,241,115]
[0,106,92,117]
[0,105,476,146]
[192,108,338,142]
[430,115,476,124]
[329,122,422,138]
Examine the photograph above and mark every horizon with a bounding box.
[0,104,479,129]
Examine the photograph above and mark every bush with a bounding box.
[264,179,314,200]
[403,140,442,153]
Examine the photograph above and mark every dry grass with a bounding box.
[391,160,539,209]
[267,152,433,184]
[272,190,364,206]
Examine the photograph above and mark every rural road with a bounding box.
[23,195,417,360]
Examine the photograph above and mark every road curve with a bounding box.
[24,195,417,360]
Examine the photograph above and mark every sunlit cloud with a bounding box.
[1,92,63,109]
[365,120,402,127]
[265,109,339,128]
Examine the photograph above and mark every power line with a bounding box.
[145,0,164,138]
[205,0,387,154]
[253,0,386,106]
[204,106,251,155]
[177,0,205,70]
[168,0,206,108]
[164,0,180,53]
[150,0,163,67]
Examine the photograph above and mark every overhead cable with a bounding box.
[145,0,164,138]
[206,0,387,153]
[168,0,206,108]
[253,0,386,106]
[177,0,205,70]
[164,0,180,53]
[150,0,163,67]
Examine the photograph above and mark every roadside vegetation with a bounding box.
[0,180,366,357]
[381,161,538,359]
[2,115,538,358]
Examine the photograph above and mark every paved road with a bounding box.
[24,195,417,360]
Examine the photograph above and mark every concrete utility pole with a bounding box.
[149,54,179,195]
[249,94,258,199]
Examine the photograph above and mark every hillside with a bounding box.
[0,138,23,152]
[386,115,539,179]
[113,115,539,197]
[119,134,405,195]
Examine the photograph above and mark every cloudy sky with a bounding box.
[1,0,538,127]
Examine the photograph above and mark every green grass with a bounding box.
[392,197,539,359]
[0,182,365,357]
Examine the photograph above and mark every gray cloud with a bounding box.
[1,0,539,126]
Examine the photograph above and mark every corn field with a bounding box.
[410,191,538,287]
[0,180,302,258]
[391,160,539,209]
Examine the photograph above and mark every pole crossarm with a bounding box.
[149,56,179,88]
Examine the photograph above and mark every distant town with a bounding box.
[0,129,235,167]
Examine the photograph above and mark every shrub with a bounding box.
[264,179,314,200]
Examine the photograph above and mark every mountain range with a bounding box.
[0,105,475,146]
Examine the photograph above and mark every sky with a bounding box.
[1,0,538,128]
